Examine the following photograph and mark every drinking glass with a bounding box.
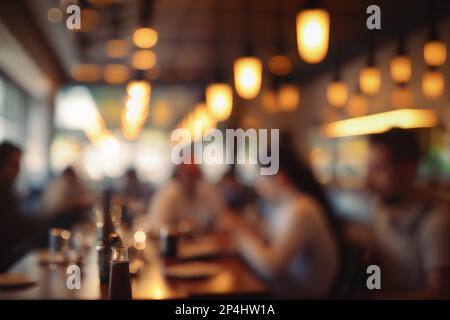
[48,228,71,268]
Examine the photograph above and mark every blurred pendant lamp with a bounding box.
[392,83,414,109]
[296,0,330,64]
[206,0,233,122]
[133,0,158,49]
[423,1,447,67]
[390,1,412,84]
[278,84,300,112]
[327,50,348,108]
[422,67,444,99]
[72,37,101,83]
[274,0,300,112]
[359,34,381,95]
[105,4,128,59]
[390,1,414,109]
[234,0,262,99]
[262,87,279,114]
[347,85,368,118]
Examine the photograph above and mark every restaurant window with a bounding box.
[0,75,27,145]
[0,77,5,138]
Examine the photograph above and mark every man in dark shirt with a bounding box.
[367,128,450,299]
[0,142,37,272]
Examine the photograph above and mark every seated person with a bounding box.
[121,168,152,204]
[0,143,90,272]
[143,163,223,236]
[42,166,94,218]
[367,128,450,299]
[0,142,39,271]
[221,139,341,299]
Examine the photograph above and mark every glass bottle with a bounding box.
[108,246,132,300]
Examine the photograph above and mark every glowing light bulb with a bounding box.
[206,83,233,121]
[296,8,330,63]
[233,57,262,99]
[359,67,381,95]
[327,81,348,107]
[133,27,158,49]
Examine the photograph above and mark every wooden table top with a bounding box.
[0,237,270,300]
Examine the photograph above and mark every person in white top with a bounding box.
[221,138,341,299]
[42,166,94,217]
[143,163,224,236]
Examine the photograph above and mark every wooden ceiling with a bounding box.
[7,0,450,85]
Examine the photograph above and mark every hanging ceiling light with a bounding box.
[132,50,157,70]
[103,64,130,84]
[271,0,299,112]
[105,39,128,59]
[359,34,381,95]
[133,27,158,49]
[71,64,102,82]
[390,1,412,84]
[424,41,447,67]
[296,0,330,64]
[423,2,447,67]
[234,59,262,100]
[133,0,158,49]
[234,0,262,99]
[206,0,233,122]
[347,88,368,117]
[268,55,292,76]
[105,5,127,59]
[206,84,233,122]
[422,69,444,99]
[390,55,412,84]
[359,67,381,96]
[392,84,414,109]
[261,88,279,114]
[278,84,300,112]
[327,81,348,108]
[327,53,348,108]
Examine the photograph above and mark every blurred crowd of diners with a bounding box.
[0,128,449,299]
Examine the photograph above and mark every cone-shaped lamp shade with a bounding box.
[206,83,233,122]
[327,81,348,107]
[234,57,262,99]
[296,8,330,64]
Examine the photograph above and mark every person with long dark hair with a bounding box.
[221,135,340,298]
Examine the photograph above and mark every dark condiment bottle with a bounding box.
[108,246,132,300]
[97,189,122,284]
